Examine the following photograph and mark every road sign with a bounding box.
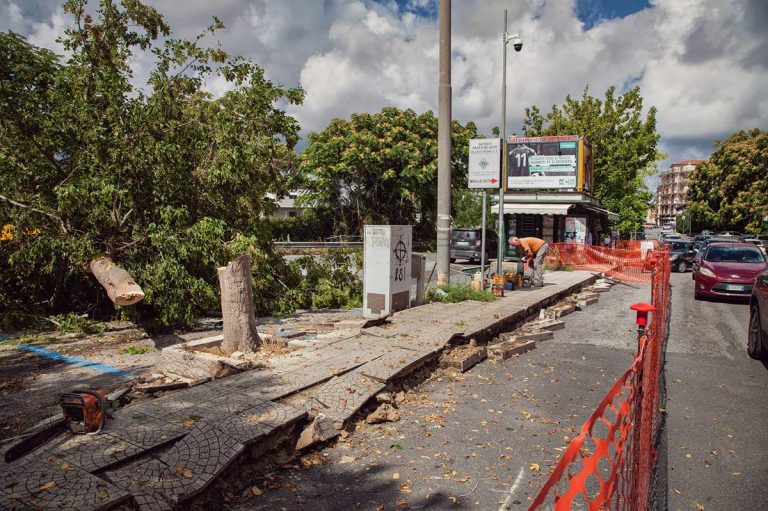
[468,138,502,189]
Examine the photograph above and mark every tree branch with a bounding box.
[0,193,68,235]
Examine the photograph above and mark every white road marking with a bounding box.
[498,466,526,511]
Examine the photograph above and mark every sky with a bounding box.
[3,0,768,192]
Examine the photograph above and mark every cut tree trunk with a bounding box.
[89,256,145,306]
[218,255,261,355]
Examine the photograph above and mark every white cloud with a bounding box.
[2,0,767,169]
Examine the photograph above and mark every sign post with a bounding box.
[468,138,503,280]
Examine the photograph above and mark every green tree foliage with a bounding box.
[687,129,768,234]
[298,107,478,239]
[0,0,306,327]
[451,189,497,230]
[522,86,661,234]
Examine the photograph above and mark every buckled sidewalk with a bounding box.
[0,270,599,511]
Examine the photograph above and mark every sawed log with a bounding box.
[89,256,145,306]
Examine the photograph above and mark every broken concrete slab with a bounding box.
[488,339,536,360]
[500,330,554,343]
[546,303,577,318]
[535,319,566,331]
[365,404,402,424]
[359,348,433,383]
[312,369,386,428]
[213,401,307,447]
[294,414,339,450]
[440,346,487,372]
[156,336,250,381]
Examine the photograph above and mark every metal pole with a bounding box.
[480,191,487,279]
[436,0,452,285]
[497,9,507,275]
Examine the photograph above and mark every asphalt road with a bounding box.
[224,269,768,511]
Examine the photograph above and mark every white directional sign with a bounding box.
[468,138,502,189]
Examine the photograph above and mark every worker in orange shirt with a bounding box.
[508,236,549,288]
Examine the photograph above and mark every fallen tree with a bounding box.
[89,257,145,306]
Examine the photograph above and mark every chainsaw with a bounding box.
[3,388,110,463]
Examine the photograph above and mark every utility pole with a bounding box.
[436,0,452,285]
[497,9,508,275]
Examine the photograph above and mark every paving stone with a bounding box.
[107,422,244,504]
[105,415,188,452]
[211,401,306,446]
[312,369,385,426]
[440,347,487,372]
[42,431,146,473]
[0,454,130,511]
[359,348,434,383]
[535,319,566,331]
[488,339,536,360]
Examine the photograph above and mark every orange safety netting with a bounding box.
[530,247,671,511]
[545,241,660,284]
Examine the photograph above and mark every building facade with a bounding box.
[655,159,706,226]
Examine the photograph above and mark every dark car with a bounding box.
[693,242,768,300]
[450,228,498,263]
[748,267,768,359]
[664,240,695,273]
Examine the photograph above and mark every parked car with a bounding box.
[691,234,710,250]
[450,228,498,263]
[748,267,768,359]
[691,237,742,279]
[693,242,768,300]
[716,231,742,238]
[664,240,695,273]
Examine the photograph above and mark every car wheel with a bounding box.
[677,261,687,273]
[468,257,475,264]
[450,258,456,263]
[747,304,767,359]
[694,289,703,300]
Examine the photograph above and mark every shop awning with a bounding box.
[489,203,574,215]
[584,204,620,222]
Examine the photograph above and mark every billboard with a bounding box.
[467,138,502,189]
[504,136,592,192]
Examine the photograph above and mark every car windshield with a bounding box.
[452,231,477,240]
[670,242,689,252]
[704,246,765,263]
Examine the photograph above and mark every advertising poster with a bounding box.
[506,136,580,190]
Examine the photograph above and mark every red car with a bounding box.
[694,243,768,300]
[749,267,768,359]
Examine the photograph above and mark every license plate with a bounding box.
[725,284,744,291]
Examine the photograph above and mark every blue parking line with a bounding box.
[15,344,132,378]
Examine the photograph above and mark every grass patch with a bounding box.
[1,334,56,346]
[52,313,107,334]
[122,345,150,355]
[426,283,496,303]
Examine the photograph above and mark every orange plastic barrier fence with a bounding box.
[530,247,671,510]
[546,242,659,284]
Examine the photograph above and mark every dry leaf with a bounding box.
[98,491,110,500]
[732,472,741,477]
[521,410,532,419]
[685,454,692,459]
[693,502,705,510]
[530,463,541,471]
[674,489,681,494]
[7,493,22,500]
[340,456,355,464]
[175,465,183,474]
[182,468,193,478]
[251,486,263,496]
[60,462,70,470]
[393,472,400,480]
[39,481,56,491]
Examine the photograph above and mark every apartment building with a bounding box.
[656,159,706,226]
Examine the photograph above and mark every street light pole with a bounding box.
[436,0,452,285]
[497,10,508,275]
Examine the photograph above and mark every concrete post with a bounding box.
[436,0,452,285]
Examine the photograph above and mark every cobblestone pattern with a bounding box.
[313,369,384,425]
[42,430,145,473]
[104,415,188,452]
[107,422,244,505]
[359,348,433,383]
[211,401,306,446]
[0,454,130,511]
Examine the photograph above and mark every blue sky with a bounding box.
[2,0,767,192]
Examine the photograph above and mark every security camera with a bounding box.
[511,35,523,52]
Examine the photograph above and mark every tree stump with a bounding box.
[89,256,145,306]
[218,255,261,355]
